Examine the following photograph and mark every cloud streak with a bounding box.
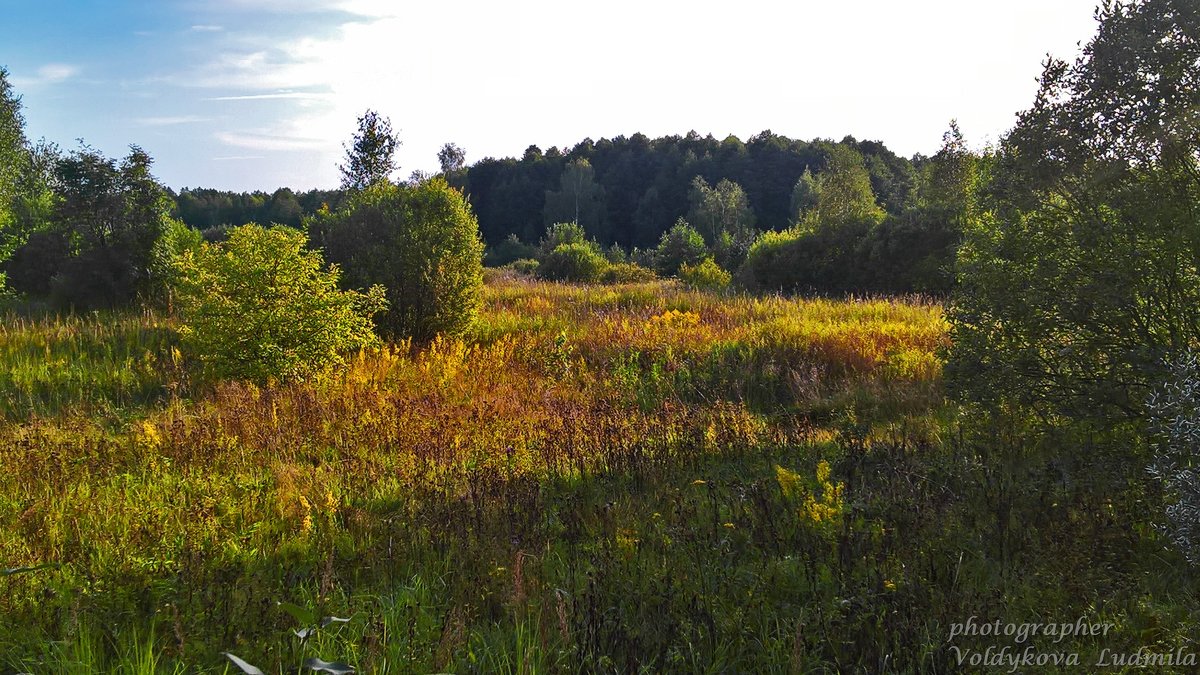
[135,115,210,126]
[12,63,80,87]
[206,92,331,101]
[215,130,327,151]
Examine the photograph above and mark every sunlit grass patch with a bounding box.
[0,276,953,670]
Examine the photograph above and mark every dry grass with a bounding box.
[0,276,950,670]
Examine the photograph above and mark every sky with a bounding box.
[3,0,1103,192]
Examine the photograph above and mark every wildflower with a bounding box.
[139,420,162,449]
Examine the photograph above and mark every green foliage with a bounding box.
[738,228,801,292]
[919,121,977,214]
[0,310,177,420]
[789,168,819,222]
[484,233,536,267]
[600,261,656,284]
[738,224,874,294]
[34,145,174,309]
[679,257,731,292]
[176,187,343,231]
[538,242,607,283]
[602,241,628,264]
[312,178,485,342]
[508,258,540,275]
[740,133,968,296]
[537,221,592,258]
[543,159,606,237]
[147,218,203,307]
[0,67,26,280]
[801,143,885,231]
[338,110,399,191]
[4,229,67,296]
[948,0,1200,422]
[4,279,1194,672]
[172,224,385,383]
[859,210,959,295]
[654,218,707,276]
[687,176,756,244]
[437,142,466,176]
[1147,352,1200,565]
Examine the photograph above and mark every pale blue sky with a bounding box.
[4,0,1102,191]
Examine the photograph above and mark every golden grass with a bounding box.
[0,276,948,665]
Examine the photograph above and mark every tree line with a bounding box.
[168,127,969,295]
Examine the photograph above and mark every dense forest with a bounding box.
[173,129,965,295]
[174,132,921,244]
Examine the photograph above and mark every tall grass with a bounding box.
[0,309,180,420]
[1,277,1190,671]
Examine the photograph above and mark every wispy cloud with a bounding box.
[190,24,224,32]
[212,155,265,161]
[215,130,326,151]
[135,115,210,126]
[206,92,331,101]
[12,63,80,87]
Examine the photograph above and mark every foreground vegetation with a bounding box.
[0,275,1192,672]
[1,1,1198,671]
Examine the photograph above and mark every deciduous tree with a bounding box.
[339,110,399,190]
[311,178,484,342]
[948,0,1200,422]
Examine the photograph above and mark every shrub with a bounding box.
[711,230,754,271]
[630,247,656,270]
[311,178,485,342]
[738,228,803,292]
[603,243,628,264]
[485,234,536,267]
[538,222,590,258]
[654,218,707,276]
[679,258,731,292]
[538,243,607,283]
[738,223,873,294]
[508,258,540,275]
[148,218,203,307]
[172,224,386,383]
[601,262,656,284]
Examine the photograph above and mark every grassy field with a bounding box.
[0,274,1192,672]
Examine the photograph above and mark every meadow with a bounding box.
[0,274,1190,673]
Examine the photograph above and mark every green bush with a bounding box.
[679,258,731,292]
[738,223,874,294]
[603,243,629,264]
[508,258,540,275]
[148,218,203,307]
[538,242,607,283]
[172,224,386,383]
[600,262,656,284]
[738,228,803,292]
[538,222,590,258]
[654,218,707,276]
[311,178,485,342]
[484,233,536,267]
